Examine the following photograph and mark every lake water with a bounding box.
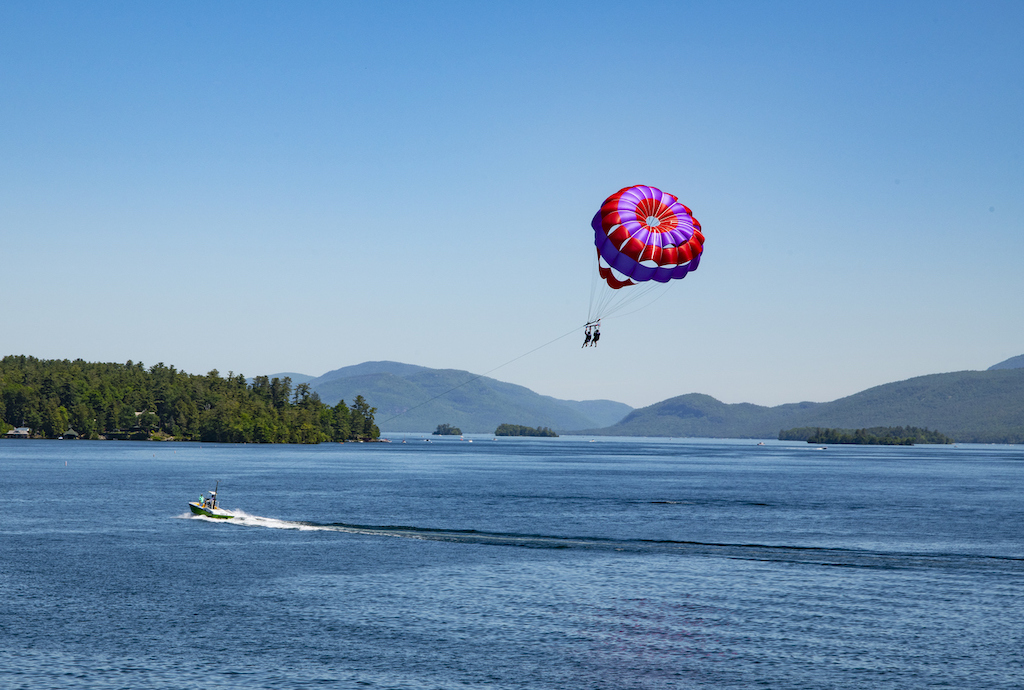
[1,437,1022,689]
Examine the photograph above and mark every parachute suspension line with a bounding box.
[612,280,669,315]
[594,282,661,321]
[376,324,588,428]
[601,282,672,321]
[588,253,671,323]
[588,254,607,324]
[588,258,597,323]
[588,254,623,322]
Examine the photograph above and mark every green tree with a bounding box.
[70,403,95,437]
[351,395,378,439]
[332,400,351,441]
[42,404,70,438]
[293,382,312,405]
[138,411,159,432]
[115,404,136,430]
[270,377,292,410]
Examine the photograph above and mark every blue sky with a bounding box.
[2,1,1021,408]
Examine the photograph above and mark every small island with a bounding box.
[778,426,954,445]
[494,424,558,437]
[432,423,462,436]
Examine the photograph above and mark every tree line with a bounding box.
[778,426,954,445]
[0,355,379,443]
[494,424,558,437]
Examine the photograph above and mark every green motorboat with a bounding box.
[189,481,234,519]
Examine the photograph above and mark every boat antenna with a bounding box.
[213,479,220,509]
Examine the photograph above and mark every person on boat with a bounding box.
[582,326,592,347]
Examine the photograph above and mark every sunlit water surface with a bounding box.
[1,437,1022,689]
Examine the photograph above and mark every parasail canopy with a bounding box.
[592,184,704,290]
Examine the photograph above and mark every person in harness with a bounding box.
[582,326,592,347]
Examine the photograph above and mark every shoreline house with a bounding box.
[4,426,31,439]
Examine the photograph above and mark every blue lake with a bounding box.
[1,437,1022,689]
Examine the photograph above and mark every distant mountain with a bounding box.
[590,368,1024,443]
[989,354,1024,371]
[263,354,1024,441]
[307,361,633,433]
[561,399,637,428]
[264,372,317,385]
[310,361,430,384]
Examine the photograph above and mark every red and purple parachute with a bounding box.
[588,185,704,322]
[593,184,704,289]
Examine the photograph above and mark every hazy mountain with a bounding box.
[989,354,1024,371]
[589,367,1024,443]
[267,354,1024,441]
[560,399,638,428]
[311,362,430,383]
[263,372,317,385]
[307,361,632,433]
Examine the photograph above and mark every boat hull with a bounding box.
[188,502,234,519]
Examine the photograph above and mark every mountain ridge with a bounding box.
[989,354,1024,371]
[267,355,1024,442]
[297,361,633,433]
[590,367,1024,443]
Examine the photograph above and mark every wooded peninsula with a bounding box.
[0,355,379,443]
[778,426,954,445]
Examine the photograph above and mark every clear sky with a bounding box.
[2,1,1021,409]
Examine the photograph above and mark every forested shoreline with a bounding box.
[494,424,558,437]
[778,426,954,445]
[0,355,378,443]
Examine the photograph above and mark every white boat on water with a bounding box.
[189,481,234,519]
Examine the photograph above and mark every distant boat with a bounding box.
[189,481,234,519]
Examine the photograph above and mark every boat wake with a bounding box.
[178,510,1022,573]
